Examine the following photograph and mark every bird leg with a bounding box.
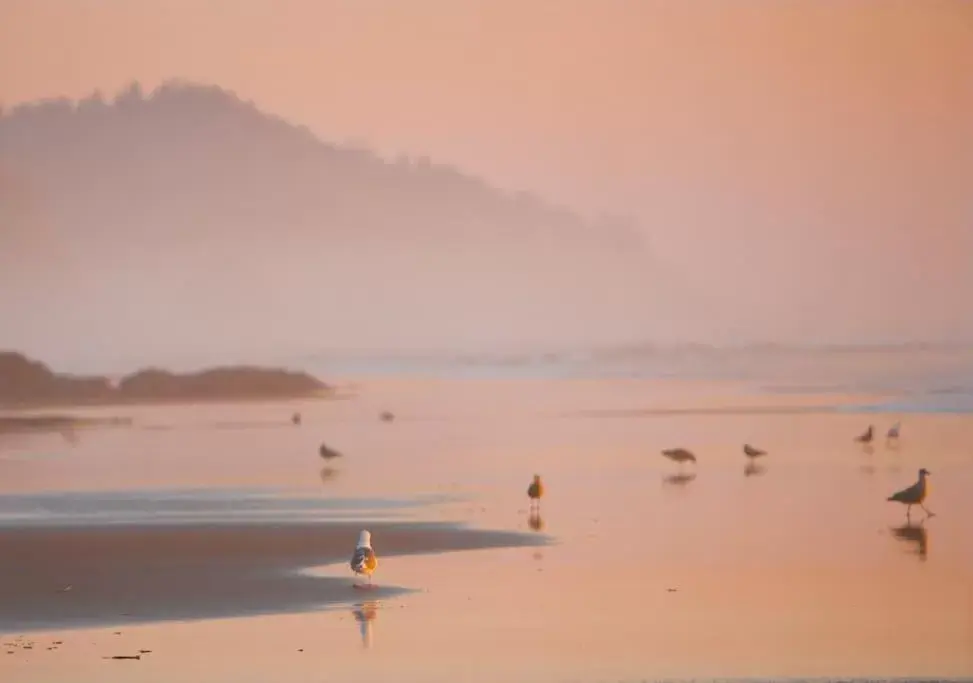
[921,504,935,517]
[906,505,912,519]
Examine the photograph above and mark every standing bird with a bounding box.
[743,443,767,459]
[886,421,901,444]
[527,474,544,510]
[887,468,934,518]
[662,448,697,469]
[350,530,378,588]
[319,442,342,460]
[855,425,874,445]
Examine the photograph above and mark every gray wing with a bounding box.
[350,547,373,572]
[889,481,920,503]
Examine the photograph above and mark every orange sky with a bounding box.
[2,0,972,346]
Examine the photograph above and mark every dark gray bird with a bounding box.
[743,443,767,459]
[319,442,342,460]
[855,425,874,445]
[887,468,933,518]
[662,448,697,466]
[527,474,544,510]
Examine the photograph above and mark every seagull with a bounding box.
[662,448,697,468]
[887,468,934,518]
[319,442,342,460]
[743,443,767,459]
[886,421,901,443]
[527,474,544,510]
[855,425,874,445]
[350,530,378,588]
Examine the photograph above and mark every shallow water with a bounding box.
[1,377,972,681]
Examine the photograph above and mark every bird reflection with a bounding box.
[663,472,697,487]
[352,600,379,648]
[744,462,766,477]
[890,518,929,561]
[319,466,339,483]
[58,427,79,445]
[527,508,544,532]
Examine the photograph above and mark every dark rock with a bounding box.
[0,351,329,407]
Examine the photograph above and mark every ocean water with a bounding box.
[0,488,463,527]
[294,345,973,414]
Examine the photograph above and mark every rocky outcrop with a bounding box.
[116,366,327,401]
[0,351,114,405]
[0,351,328,407]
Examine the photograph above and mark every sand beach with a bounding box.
[1,376,971,682]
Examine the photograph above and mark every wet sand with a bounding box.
[1,376,972,681]
[0,521,545,632]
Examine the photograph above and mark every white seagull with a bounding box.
[350,529,378,588]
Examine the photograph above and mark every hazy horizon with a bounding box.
[2,0,972,369]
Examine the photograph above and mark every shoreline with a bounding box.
[0,389,342,413]
[0,520,547,634]
[0,415,133,435]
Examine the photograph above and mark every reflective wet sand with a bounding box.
[1,378,971,681]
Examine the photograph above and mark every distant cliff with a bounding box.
[0,81,642,249]
[0,352,115,405]
[0,80,661,357]
[0,351,329,407]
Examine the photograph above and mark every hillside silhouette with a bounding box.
[0,350,328,408]
[0,81,643,246]
[0,81,663,365]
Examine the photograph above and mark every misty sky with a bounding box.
[2,0,973,363]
